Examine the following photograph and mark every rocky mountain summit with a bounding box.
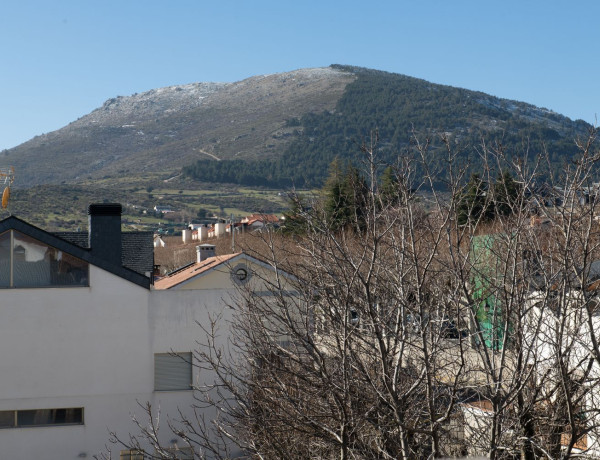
[4,67,353,186]
[2,65,589,188]
[83,82,228,126]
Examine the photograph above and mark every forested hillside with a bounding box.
[183,65,591,188]
[3,65,591,194]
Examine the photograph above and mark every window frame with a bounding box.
[0,407,84,428]
[154,352,193,392]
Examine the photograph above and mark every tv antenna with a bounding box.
[0,167,15,210]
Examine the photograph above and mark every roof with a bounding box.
[462,400,493,412]
[154,253,241,289]
[0,216,151,289]
[54,231,154,277]
[245,214,280,224]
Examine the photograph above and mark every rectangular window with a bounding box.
[0,407,83,428]
[0,230,89,288]
[0,411,15,428]
[154,352,192,391]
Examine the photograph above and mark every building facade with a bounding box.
[0,205,237,459]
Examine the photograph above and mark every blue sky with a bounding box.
[1,1,599,151]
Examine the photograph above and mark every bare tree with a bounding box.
[103,128,600,459]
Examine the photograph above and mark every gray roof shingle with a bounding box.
[54,231,154,277]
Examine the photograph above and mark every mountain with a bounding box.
[3,67,353,187]
[3,65,592,189]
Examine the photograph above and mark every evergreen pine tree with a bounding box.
[457,174,492,226]
[380,166,399,207]
[493,170,521,217]
[323,159,368,231]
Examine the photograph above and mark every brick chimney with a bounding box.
[88,203,122,267]
[196,244,216,263]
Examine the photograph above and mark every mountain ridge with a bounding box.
[3,65,590,189]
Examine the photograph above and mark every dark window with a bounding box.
[0,408,83,428]
[17,408,83,427]
[0,231,89,288]
[0,411,14,428]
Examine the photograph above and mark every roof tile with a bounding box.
[154,253,241,289]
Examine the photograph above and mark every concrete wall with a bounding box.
[0,266,235,459]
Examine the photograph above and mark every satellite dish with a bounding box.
[0,167,15,210]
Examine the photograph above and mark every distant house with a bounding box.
[226,222,245,234]
[154,205,174,214]
[207,222,227,239]
[241,213,281,231]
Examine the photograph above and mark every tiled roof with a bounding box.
[154,253,241,290]
[244,214,280,224]
[464,400,493,411]
[122,232,154,276]
[54,232,88,247]
[54,231,154,277]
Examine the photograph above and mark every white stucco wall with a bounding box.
[0,265,238,459]
[525,291,600,457]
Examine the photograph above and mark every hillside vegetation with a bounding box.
[1,65,593,228]
[183,65,591,188]
[2,68,352,186]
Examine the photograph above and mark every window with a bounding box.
[230,263,252,285]
[0,230,89,288]
[0,407,83,428]
[0,411,14,428]
[154,352,192,391]
[235,267,248,281]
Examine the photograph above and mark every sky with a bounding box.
[1,0,599,151]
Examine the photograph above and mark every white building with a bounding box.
[154,205,174,214]
[524,270,600,457]
[0,204,242,459]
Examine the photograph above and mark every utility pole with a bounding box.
[231,213,235,253]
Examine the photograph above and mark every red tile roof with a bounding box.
[153,253,241,290]
[243,214,280,224]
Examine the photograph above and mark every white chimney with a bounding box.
[196,244,216,263]
[214,222,226,238]
[198,226,208,241]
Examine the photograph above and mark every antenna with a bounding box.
[0,167,15,211]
